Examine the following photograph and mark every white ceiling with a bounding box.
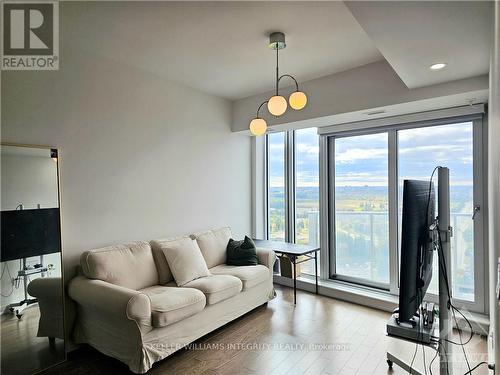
[345,1,492,89]
[62,1,383,100]
[62,1,492,100]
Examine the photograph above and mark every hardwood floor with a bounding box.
[41,285,489,375]
[1,305,65,375]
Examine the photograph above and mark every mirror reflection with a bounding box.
[1,145,65,375]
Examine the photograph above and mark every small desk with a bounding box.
[253,239,320,304]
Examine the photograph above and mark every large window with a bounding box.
[334,133,389,285]
[267,132,286,241]
[398,122,475,301]
[323,115,485,311]
[266,128,320,276]
[265,114,485,312]
[295,128,320,275]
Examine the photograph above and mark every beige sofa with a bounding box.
[27,277,65,342]
[68,227,276,374]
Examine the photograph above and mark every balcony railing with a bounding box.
[298,211,474,300]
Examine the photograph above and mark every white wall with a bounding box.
[1,48,252,286]
[1,154,59,211]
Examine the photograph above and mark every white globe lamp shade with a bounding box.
[267,95,287,116]
[249,118,267,136]
[289,91,307,110]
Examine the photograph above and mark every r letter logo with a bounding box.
[2,1,59,70]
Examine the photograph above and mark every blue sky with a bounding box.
[269,122,473,188]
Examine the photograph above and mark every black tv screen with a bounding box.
[1,208,61,262]
[398,180,435,324]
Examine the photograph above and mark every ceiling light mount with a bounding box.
[249,32,308,135]
[268,32,286,50]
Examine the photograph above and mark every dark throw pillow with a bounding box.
[226,236,258,266]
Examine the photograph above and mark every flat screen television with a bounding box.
[1,208,61,262]
[398,180,435,324]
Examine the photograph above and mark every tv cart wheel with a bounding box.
[387,359,393,368]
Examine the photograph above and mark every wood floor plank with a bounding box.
[1,305,66,375]
[34,285,488,375]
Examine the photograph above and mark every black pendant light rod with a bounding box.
[275,48,279,95]
[274,41,299,94]
[278,74,300,92]
[256,100,269,118]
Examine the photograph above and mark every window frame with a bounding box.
[266,129,319,249]
[328,128,392,290]
[265,131,289,242]
[321,113,487,313]
[264,108,487,314]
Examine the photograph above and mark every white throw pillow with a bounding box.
[191,227,232,268]
[161,237,210,286]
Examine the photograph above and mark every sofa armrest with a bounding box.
[28,277,62,301]
[256,247,277,270]
[68,276,151,328]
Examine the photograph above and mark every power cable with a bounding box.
[0,263,15,297]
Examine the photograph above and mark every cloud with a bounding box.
[336,148,387,163]
[296,143,319,155]
[269,143,284,151]
[398,122,472,143]
[269,122,473,188]
[399,144,470,155]
[269,176,284,188]
[336,171,388,186]
[297,171,319,187]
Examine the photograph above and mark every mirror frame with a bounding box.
[0,142,67,372]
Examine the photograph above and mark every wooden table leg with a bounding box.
[292,256,296,304]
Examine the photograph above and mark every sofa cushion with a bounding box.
[80,241,159,290]
[183,275,242,305]
[209,264,269,290]
[150,237,190,285]
[140,285,206,328]
[160,237,210,286]
[191,227,232,268]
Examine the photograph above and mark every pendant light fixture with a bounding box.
[249,32,308,135]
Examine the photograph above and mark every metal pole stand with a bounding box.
[386,167,453,375]
[438,167,452,375]
[6,256,45,319]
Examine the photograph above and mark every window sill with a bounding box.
[274,273,398,311]
[273,274,490,335]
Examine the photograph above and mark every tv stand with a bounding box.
[386,167,453,375]
[386,340,440,375]
[6,256,48,318]
[387,313,435,343]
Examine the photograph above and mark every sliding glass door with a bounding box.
[333,132,390,286]
[325,115,485,311]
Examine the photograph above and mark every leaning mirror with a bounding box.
[1,144,66,374]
